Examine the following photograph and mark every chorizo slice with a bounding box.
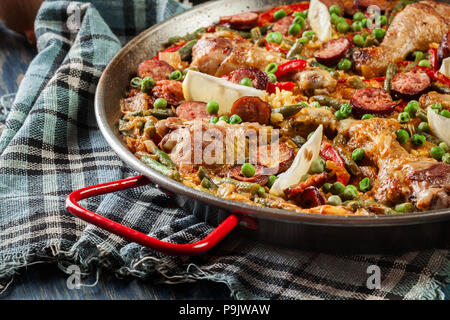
[138,59,175,81]
[228,165,269,185]
[350,87,396,117]
[355,0,390,11]
[272,16,296,36]
[230,96,271,125]
[176,102,211,121]
[227,67,269,90]
[225,12,259,30]
[297,186,327,208]
[438,31,450,67]
[390,69,431,98]
[314,37,351,67]
[284,173,329,200]
[257,142,294,174]
[152,80,184,106]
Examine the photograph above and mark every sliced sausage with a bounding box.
[314,37,351,67]
[390,69,431,98]
[350,87,396,117]
[225,12,259,30]
[176,102,211,121]
[437,31,450,67]
[342,0,358,15]
[138,59,175,81]
[228,165,269,185]
[284,173,329,200]
[272,16,296,36]
[298,186,326,208]
[152,80,184,105]
[227,67,269,90]
[257,142,294,174]
[355,0,390,11]
[230,96,271,125]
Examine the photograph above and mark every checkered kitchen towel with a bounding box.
[0,0,448,300]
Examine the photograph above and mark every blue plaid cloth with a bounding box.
[0,0,448,299]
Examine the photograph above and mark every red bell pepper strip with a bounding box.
[320,141,349,185]
[416,66,450,87]
[265,41,288,54]
[267,81,296,94]
[153,43,185,60]
[428,48,439,70]
[363,76,385,82]
[274,59,307,78]
[258,2,309,26]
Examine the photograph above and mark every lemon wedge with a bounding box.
[308,0,332,42]
[182,70,265,115]
[270,125,323,197]
[427,107,450,145]
[439,57,450,78]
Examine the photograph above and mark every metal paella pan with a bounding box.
[66,0,450,254]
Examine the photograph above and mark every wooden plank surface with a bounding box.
[0,22,230,300]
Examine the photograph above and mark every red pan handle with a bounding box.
[65,175,242,256]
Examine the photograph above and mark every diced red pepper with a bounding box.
[428,48,439,70]
[206,26,216,33]
[362,76,385,82]
[153,43,186,60]
[265,41,288,54]
[267,81,296,93]
[287,2,310,13]
[416,66,450,87]
[320,141,349,185]
[258,2,309,26]
[395,100,408,113]
[274,59,307,78]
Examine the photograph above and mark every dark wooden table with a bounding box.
[0,22,231,300]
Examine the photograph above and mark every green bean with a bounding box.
[310,61,338,78]
[250,27,262,43]
[219,178,262,195]
[384,62,397,95]
[197,166,217,189]
[312,95,342,109]
[403,61,417,72]
[364,34,378,47]
[200,177,217,190]
[178,40,197,61]
[291,135,306,148]
[215,26,251,38]
[415,109,428,122]
[286,39,304,60]
[152,148,176,169]
[347,76,368,89]
[150,109,175,119]
[140,155,181,181]
[260,24,273,35]
[422,132,442,146]
[182,27,206,41]
[271,103,307,117]
[431,82,450,94]
[333,135,362,176]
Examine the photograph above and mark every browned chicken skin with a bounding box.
[353,0,450,78]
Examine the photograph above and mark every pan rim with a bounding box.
[95,0,450,227]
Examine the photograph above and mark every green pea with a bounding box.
[153,98,167,109]
[141,77,155,93]
[310,158,326,174]
[337,21,350,33]
[430,103,442,112]
[359,177,371,192]
[300,10,309,19]
[353,34,365,47]
[394,202,415,213]
[340,103,352,118]
[240,77,253,87]
[440,109,450,118]
[266,32,283,44]
[372,28,385,40]
[219,115,230,123]
[328,195,342,206]
[334,110,345,120]
[267,73,277,83]
[265,63,278,74]
[289,23,302,36]
[331,182,345,195]
[329,4,341,16]
[323,183,333,193]
[169,70,182,81]
[418,59,431,68]
[206,101,219,114]
[229,114,242,124]
[209,116,219,124]
[299,36,309,44]
[130,77,143,88]
[396,129,410,144]
[274,10,287,20]
[352,148,365,162]
[338,58,352,70]
[310,101,321,108]
[417,122,429,133]
[342,185,358,200]
[376,15,387,26]
[361,18,368,28]
[411,134,426,147]
[404,100,420,117]
[241,163,256,177]
[398,112,410,124]
[353,12,365,21]
[330,12,340,25]
[430,146,445,160]
[442,153,450,164]
[267,175,278,188]
[352,21,363,32]
[439,142,449,152]
[302,30,316,40]
[361,114,374,120]
[294,16,306,29]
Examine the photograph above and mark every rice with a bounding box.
[261,87,299,109]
